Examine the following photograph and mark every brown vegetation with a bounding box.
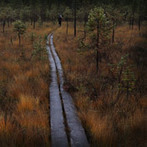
[0,20,146,146]
[0,23,54,146]
[54,22,147,146]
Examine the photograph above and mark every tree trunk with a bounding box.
[126,81,129,100]
[10,36,13,45]
[112,20,115,43]
[138,15,141,31]
[96,20,100,73]
[31,19,32,25]
[66,18,69,35]
[18,34,21,46]
[84,26,86,39]
[41,16,44,26]
[8,20,10,27]
[4,111,7,128]
[84,14,87,39]
[74,0,77,37]
[3,20,5,33]
[132,14,134,30]
[96,50,99,73]
[129,18,131,29]
[33,19,36,29]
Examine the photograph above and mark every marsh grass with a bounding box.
[54,22,147,146]
[0,20,146,146]
[0,22,57,146]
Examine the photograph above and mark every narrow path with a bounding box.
[47,34,89,147]
[46,34,68,147]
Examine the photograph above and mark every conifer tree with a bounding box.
[13,20,26,46]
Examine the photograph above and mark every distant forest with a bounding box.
[0,0,146,24]
[0,0,147,10]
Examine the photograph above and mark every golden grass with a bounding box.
[54,22,147,146]
[0,22,53,146]
[17,95,39,112]
[0,20,146,146]
[79,111,114,145]
[14,95,49,145]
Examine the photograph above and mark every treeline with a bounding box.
[1,0,147,7]
[0,0,146,32]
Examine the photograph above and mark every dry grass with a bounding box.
[54,22,147,146]
[0,20,146,146]
[0,22,56,146]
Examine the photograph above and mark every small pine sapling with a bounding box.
[13,20,26,46]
